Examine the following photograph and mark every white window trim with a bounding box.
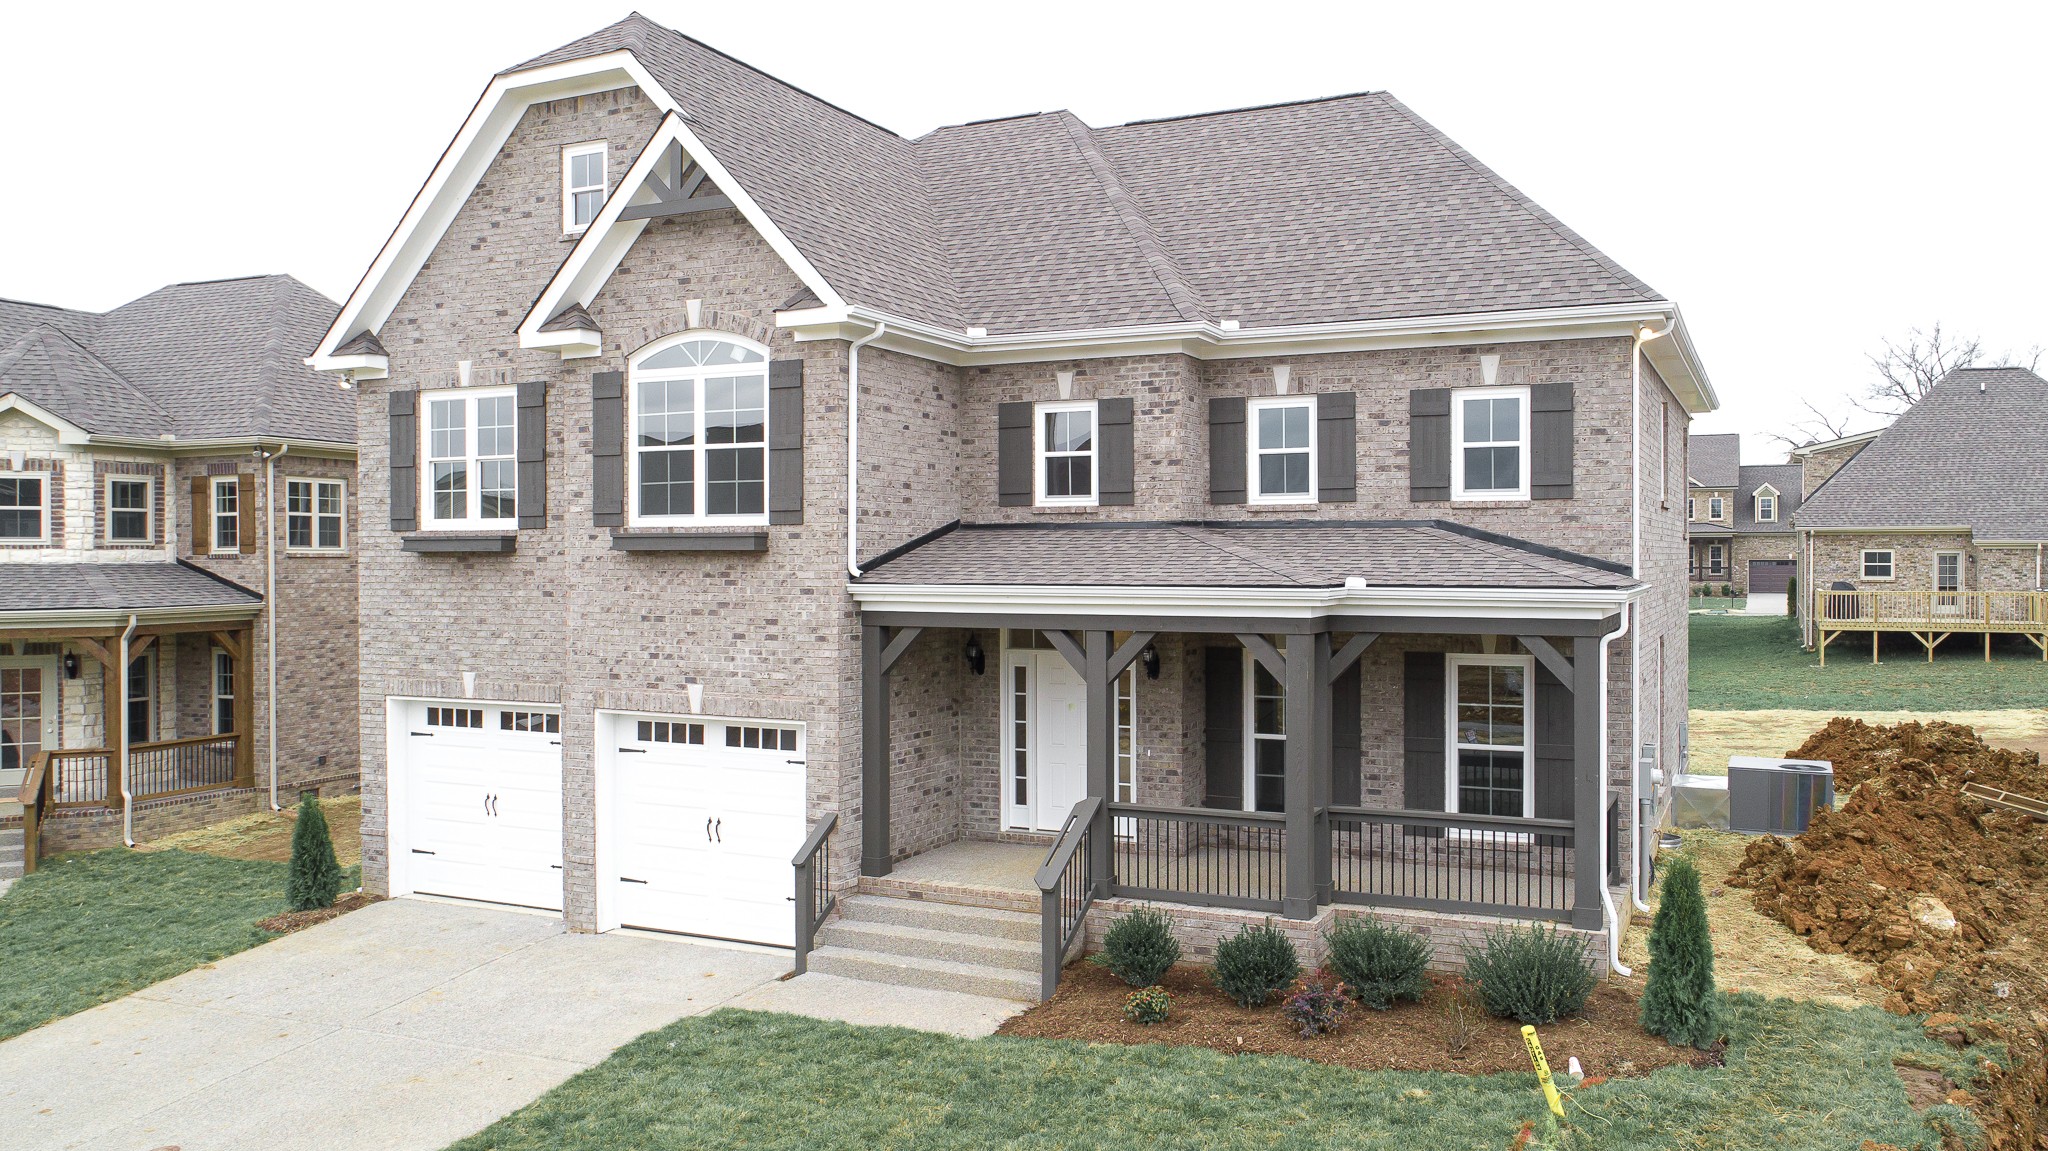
[420,386,519,530]
[1033,399,1100,507]
[1443,652,1536,821]
[1449,385,1531,502]
[1755,494,1777,523]
[1707,543,1725,574]
[1861,549,1896,581]
[1246,395,1318,505]
[626,333,772,528]
[0,470,52,544]
[1242,646,1285,814]
[210,648,235,735]
[1686,497,1695,521]
[285,477,348,553]
[1708,495,1725,521]
[103,474,153,544]
[1933,550,1963,594]
[561,141,607,234]
[209,475,242,551]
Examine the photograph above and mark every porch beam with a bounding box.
[232,625,255,788]
[1326,631,1377,683]
[1235,633,1286,681]
[862,611,1624,637]
[128,634,158,662]
[861,624,893,876]
[1107,631,1156,679]
[1042,628,1087,677]
[878,626,924,675]
[1082,631,1114,896]
[1570,635,1605,931]
[1281,635,1320,920]
[1517,635,1575,686]
[71,634,119,670]
[210,630,247,665]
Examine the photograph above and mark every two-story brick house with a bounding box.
[1684,432,1799,602]
[0,276,359,870]
[311,15,1713,998]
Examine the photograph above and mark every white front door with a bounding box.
[1035,658,1089,832]
[396,702,564,911]
[1934,551,1963,613]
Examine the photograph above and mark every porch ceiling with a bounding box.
[0,561,261,629]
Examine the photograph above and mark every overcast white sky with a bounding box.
[4,2,2042,457]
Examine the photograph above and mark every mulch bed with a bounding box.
[998,962,1721,1079]
[257,891,379,935]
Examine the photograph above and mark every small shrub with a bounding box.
[1640,856,1721,1047]
[1213,922,1301,1008]
[1786,576,1799,616]
[285,793,344,912]
[1123,985,1172,1026]
[1438,976,1486,1056]
[1462,924,1596,1024]
[1092,907,1180,987]
[1281,974,1349,1038]
[1324,917,1430,1009]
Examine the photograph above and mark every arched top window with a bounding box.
[628,333,771,524]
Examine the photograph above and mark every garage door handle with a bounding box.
[620,877,648,884]
[705,817,713,842]
[714,818,722,843]
[411,731,434,737]
[618,747,647,754]
[411,848,437,855]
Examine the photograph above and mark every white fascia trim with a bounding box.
[518,112,844,356]
[1788,428,1884,456]
[309,51,705,373]
[81,434,356,460]
[0,394,93,445]
[525,327,604,360]
[0,603,263,632]
[847,582,1646,622]
[328,354,390,381]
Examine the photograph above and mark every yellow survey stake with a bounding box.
[1521,1024,1566,1119]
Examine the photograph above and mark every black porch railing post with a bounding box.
[1281,634,1319,921]
[1570,634,1606,931]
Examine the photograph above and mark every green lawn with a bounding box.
[0,848,296,1040]
[446,999,1980,1151]
[1687,596,1749,612]
[1690,614,2048,711]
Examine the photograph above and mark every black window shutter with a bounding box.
[592,371,625,527]
[387,388,417,532]
[1532,655,1575,831]
[997,401,1032,507]
[1331,658,1362,806]
[1097,397,1134,506]
[1401,651,1445,814]
[1316,390,1357,503]
[516,380,547,530]
[1203,646,1244,809]
[1208,396,1246,505]
[1409,389,1451,501]
[1530,381,1575,500]
[768,358,804,525]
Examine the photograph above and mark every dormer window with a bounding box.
[1754,485,1779,523]
[563,142,607,233]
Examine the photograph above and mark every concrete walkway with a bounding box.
[0,898,789,1151]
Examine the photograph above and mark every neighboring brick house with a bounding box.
[1685,432,1798,598]
[310,14,1715,996]
[0,276,359,869]
[1794,367,2048,660]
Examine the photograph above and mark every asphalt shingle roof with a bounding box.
[0,562,261,614]
[1796,367,2048,541]
[859,521,1635,590]
[514,14,1663,335]
[0,276,348,443]
[1732,464,1801,534]
[1687,433,1741,489]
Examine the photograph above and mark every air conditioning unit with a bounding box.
[1727,756,1834,835]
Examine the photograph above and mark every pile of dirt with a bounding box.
[1789,717,2048,793]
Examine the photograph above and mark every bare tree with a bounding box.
[1771,398,1860,451]
[1861,322,1982,416]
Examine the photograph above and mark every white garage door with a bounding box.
[399,702,563,911]
[606,716,805,947]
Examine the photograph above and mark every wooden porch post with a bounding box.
[103,644,125,807]
[860,624,892,877]
[232,624,256,788]
[1281,634,1321,921]
[1570,635,1606,931]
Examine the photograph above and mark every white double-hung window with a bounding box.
[629,336,770,524]
[562,142,607,232]
[105,477,151,542]
[423,388,517,528]
[1035,400,1097,506]
[0,474,46,541]
[1248,396,1316,503]
[287,478,346,551]
[1446,654,1533,819]
[1450,386,1529,501]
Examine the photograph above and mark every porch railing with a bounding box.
[128,734,239,800]
[1107,802,1286,914]
[1034,796,1100,1001]
[791,813,838,975]
[44,748,112,808]
[18,752,49,874]
[1328,806,1575,921]
[1817,588,2048,632]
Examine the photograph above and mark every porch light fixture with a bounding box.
[963,634,986,676]
[1141,645,1160,680]
[63,653,81,679]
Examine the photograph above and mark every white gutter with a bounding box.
[848,581,1647,621]
[1625,320,1673,919]
[1598,604,1633,977]
[845,322,888,578]
[260,443,288,810]
[117,614,138,847]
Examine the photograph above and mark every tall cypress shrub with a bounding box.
[286,793,345,912]
[1639,855,1720,1047]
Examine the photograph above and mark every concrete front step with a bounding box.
[817,917,1038,972]
[805,945,1038,1002]
[0,828,22,881]
[835,893,1038,941]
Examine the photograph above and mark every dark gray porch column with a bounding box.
[1083,630,1114,896]
[1571,634,1606,931]
[1281,636,1321,921]
[861,623,891,876]
[1310,633,1334,904]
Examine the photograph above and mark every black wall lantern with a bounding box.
[1141,644,1160,680]
[963,634,986,676]
[63,652,81,680]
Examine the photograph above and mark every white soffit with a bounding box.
[847,582,1646,622]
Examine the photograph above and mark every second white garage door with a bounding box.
[604,715,805,947]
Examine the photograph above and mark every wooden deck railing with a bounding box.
[38,734,242,808]
[1815,589,2048,663]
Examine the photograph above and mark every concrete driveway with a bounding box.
[0,898,789,1151]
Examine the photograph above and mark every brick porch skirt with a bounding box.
[0,773,361,855]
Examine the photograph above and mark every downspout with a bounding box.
[1627,320,1672,919]
[845,323,887,579]
[117,613,138,847]
[1598,602,1634,977]
[262,443,288,810]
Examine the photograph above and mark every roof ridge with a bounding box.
[1167,524,1311,585]
[247,276,291,434]
[1104,89,1390,131]
[1051,112,1207,324]
[1374,93,1664,305]
[0,295,99,317]
[1,322,173,425]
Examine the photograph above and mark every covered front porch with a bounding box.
[837,522,1640,994]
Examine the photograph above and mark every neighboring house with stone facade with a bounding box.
[1795,367,2048,661]
[310,14,1714,999]
[1685,432,1799,601]
[0,276,359,875]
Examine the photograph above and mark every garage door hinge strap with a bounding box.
[620,877,648,884]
